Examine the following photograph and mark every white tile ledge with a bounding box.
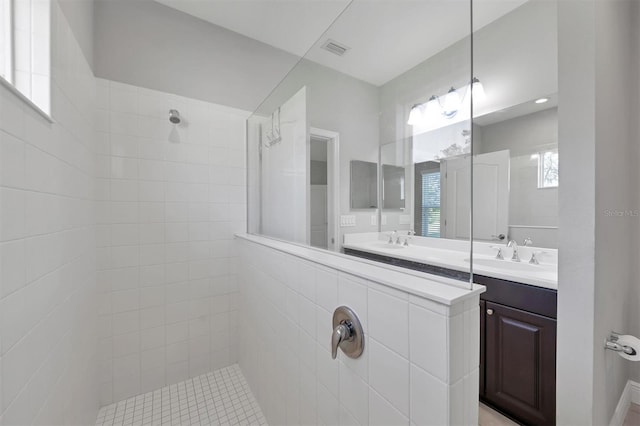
[236,233,485,306]
[0,76,54,123]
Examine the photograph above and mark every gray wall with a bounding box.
[557,0,637,424]
[93,0,298,111]
[255,59,381,240]
[59,0,94,68]
[480,108,558,247]
[632,0,640,388]
[479,108,558,156]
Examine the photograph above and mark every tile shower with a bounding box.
[0,2,483,425]
[94,79,248,405]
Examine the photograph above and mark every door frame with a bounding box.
[309,127,340,252]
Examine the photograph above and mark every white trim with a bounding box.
[310,127,340,252]
[631,381,640,405]
[610,380,640,426]
[236,232,485,305]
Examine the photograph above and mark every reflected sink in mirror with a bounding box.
[372,242,405,250]
[465,257,543,272]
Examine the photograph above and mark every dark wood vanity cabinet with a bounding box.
[476,275,557,426]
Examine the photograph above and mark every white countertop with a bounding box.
[343,234,557,290]
[236,233,485,306]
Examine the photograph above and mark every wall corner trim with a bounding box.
[610,380,640,426]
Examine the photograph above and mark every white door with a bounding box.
[441,150,509,240]
[310,185,328,249]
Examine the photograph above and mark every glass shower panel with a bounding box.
[247,88,308,244]
[247,0,475,289]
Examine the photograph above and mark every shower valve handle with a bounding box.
[331,323,352,359]
[330,306,364,360]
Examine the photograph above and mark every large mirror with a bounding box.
[247,0,557,287]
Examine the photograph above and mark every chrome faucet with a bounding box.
[388,230,397,244]
[403,230,415,246]
[507,240,520,262]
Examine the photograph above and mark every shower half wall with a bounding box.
[237,234,483,425]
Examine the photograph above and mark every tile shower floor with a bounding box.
[95,365,267,426]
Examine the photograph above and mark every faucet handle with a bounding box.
[523,237,533,246]
[490,246,504,260]
[529,250,547,265]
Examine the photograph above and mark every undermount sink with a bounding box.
[465,257,541,272]
[372,242,405,250]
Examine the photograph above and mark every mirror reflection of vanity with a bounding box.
[397,98,559,248]
[248,0,559,275]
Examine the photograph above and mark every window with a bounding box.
[421,171,441,237]
[0,0,51,116]
[537,150,559,188]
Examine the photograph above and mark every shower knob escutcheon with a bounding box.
[331,306,364,359]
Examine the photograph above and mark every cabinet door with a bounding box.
[485,302,556,425]
[480,300,486,396]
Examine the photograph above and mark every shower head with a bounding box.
[169,109,181,124]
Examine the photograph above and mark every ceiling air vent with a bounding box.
[321,39,350,57]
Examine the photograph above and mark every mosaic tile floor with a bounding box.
[95,365,267,426]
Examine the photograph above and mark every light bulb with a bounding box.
[424,95,438,120]
[443,87,460,117]
[407,104,424,126]
[472,77,485,101]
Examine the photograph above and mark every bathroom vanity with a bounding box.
[343,234,557,426]
[476,275,556,426]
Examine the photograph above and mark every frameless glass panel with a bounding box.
[471,0,558,287]
[247,0,475,288]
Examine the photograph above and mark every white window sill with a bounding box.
[0,76,53,123]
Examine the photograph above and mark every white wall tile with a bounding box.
[238,238,479,426]
[410,364,448,426]
[368,288,409,358]
[96,79,247,405]
[369,388,409,426]
[0,7,98,424]
[409,303,448,382]
[339,362,369,425]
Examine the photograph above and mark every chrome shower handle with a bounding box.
[331,306,364,360]
[331,323,352,359]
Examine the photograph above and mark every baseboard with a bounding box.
[610,380,640,426]
[631,381,640,405]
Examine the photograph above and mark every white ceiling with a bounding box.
[154,0,528,86]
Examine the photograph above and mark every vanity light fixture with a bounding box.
[535,97,549,104]
[408,77,484,126]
